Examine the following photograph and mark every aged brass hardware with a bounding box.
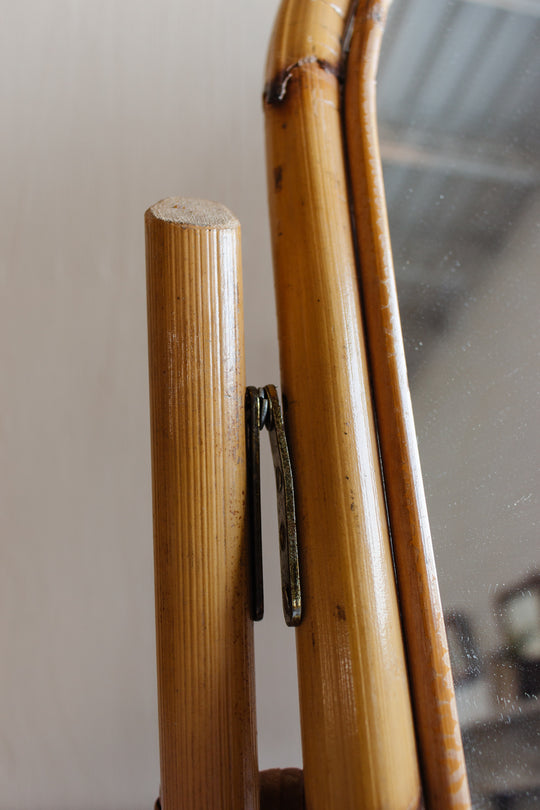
[245,385,301,627]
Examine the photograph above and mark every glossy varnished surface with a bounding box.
[264,4,421,808]
[145,199,258,809]
[344,5,470,808]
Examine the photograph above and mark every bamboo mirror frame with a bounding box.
[145,1,472,808]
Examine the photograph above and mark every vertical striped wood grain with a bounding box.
[145,198,258,810]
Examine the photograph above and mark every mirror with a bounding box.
[378,0,540,806]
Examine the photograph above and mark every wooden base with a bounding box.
[260,769,305,810]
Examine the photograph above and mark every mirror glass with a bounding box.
[378,0,540,806]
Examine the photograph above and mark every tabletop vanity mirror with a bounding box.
[378,1,540,806]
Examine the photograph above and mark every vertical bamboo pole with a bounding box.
[344,4,471,808]
[264,3,422,808]
[145,198,258,810]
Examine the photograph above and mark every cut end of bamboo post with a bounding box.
[147,196,240,230]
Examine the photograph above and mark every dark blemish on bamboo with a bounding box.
[263,57,342,106]
[274,165,283,191]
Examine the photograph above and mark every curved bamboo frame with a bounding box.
[145,4,472,807]
[344,4,470,807]
[265,2,421,808]
[265,1,471,808]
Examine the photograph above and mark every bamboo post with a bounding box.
[145,198,258,810]
[344,4,471,808]
[264,2,422,808]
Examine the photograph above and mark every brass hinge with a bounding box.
[245,385,302,627]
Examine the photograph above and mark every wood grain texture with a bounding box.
[145,198,258,810]
[264,4,422,809]
[344,4,471,808]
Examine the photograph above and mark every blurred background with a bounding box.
[0,0,538,808]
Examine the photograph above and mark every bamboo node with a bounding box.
[263,57,342,106]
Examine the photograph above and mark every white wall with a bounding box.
[0,2,302,808]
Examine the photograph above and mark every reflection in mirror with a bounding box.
[377,0,540,807]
